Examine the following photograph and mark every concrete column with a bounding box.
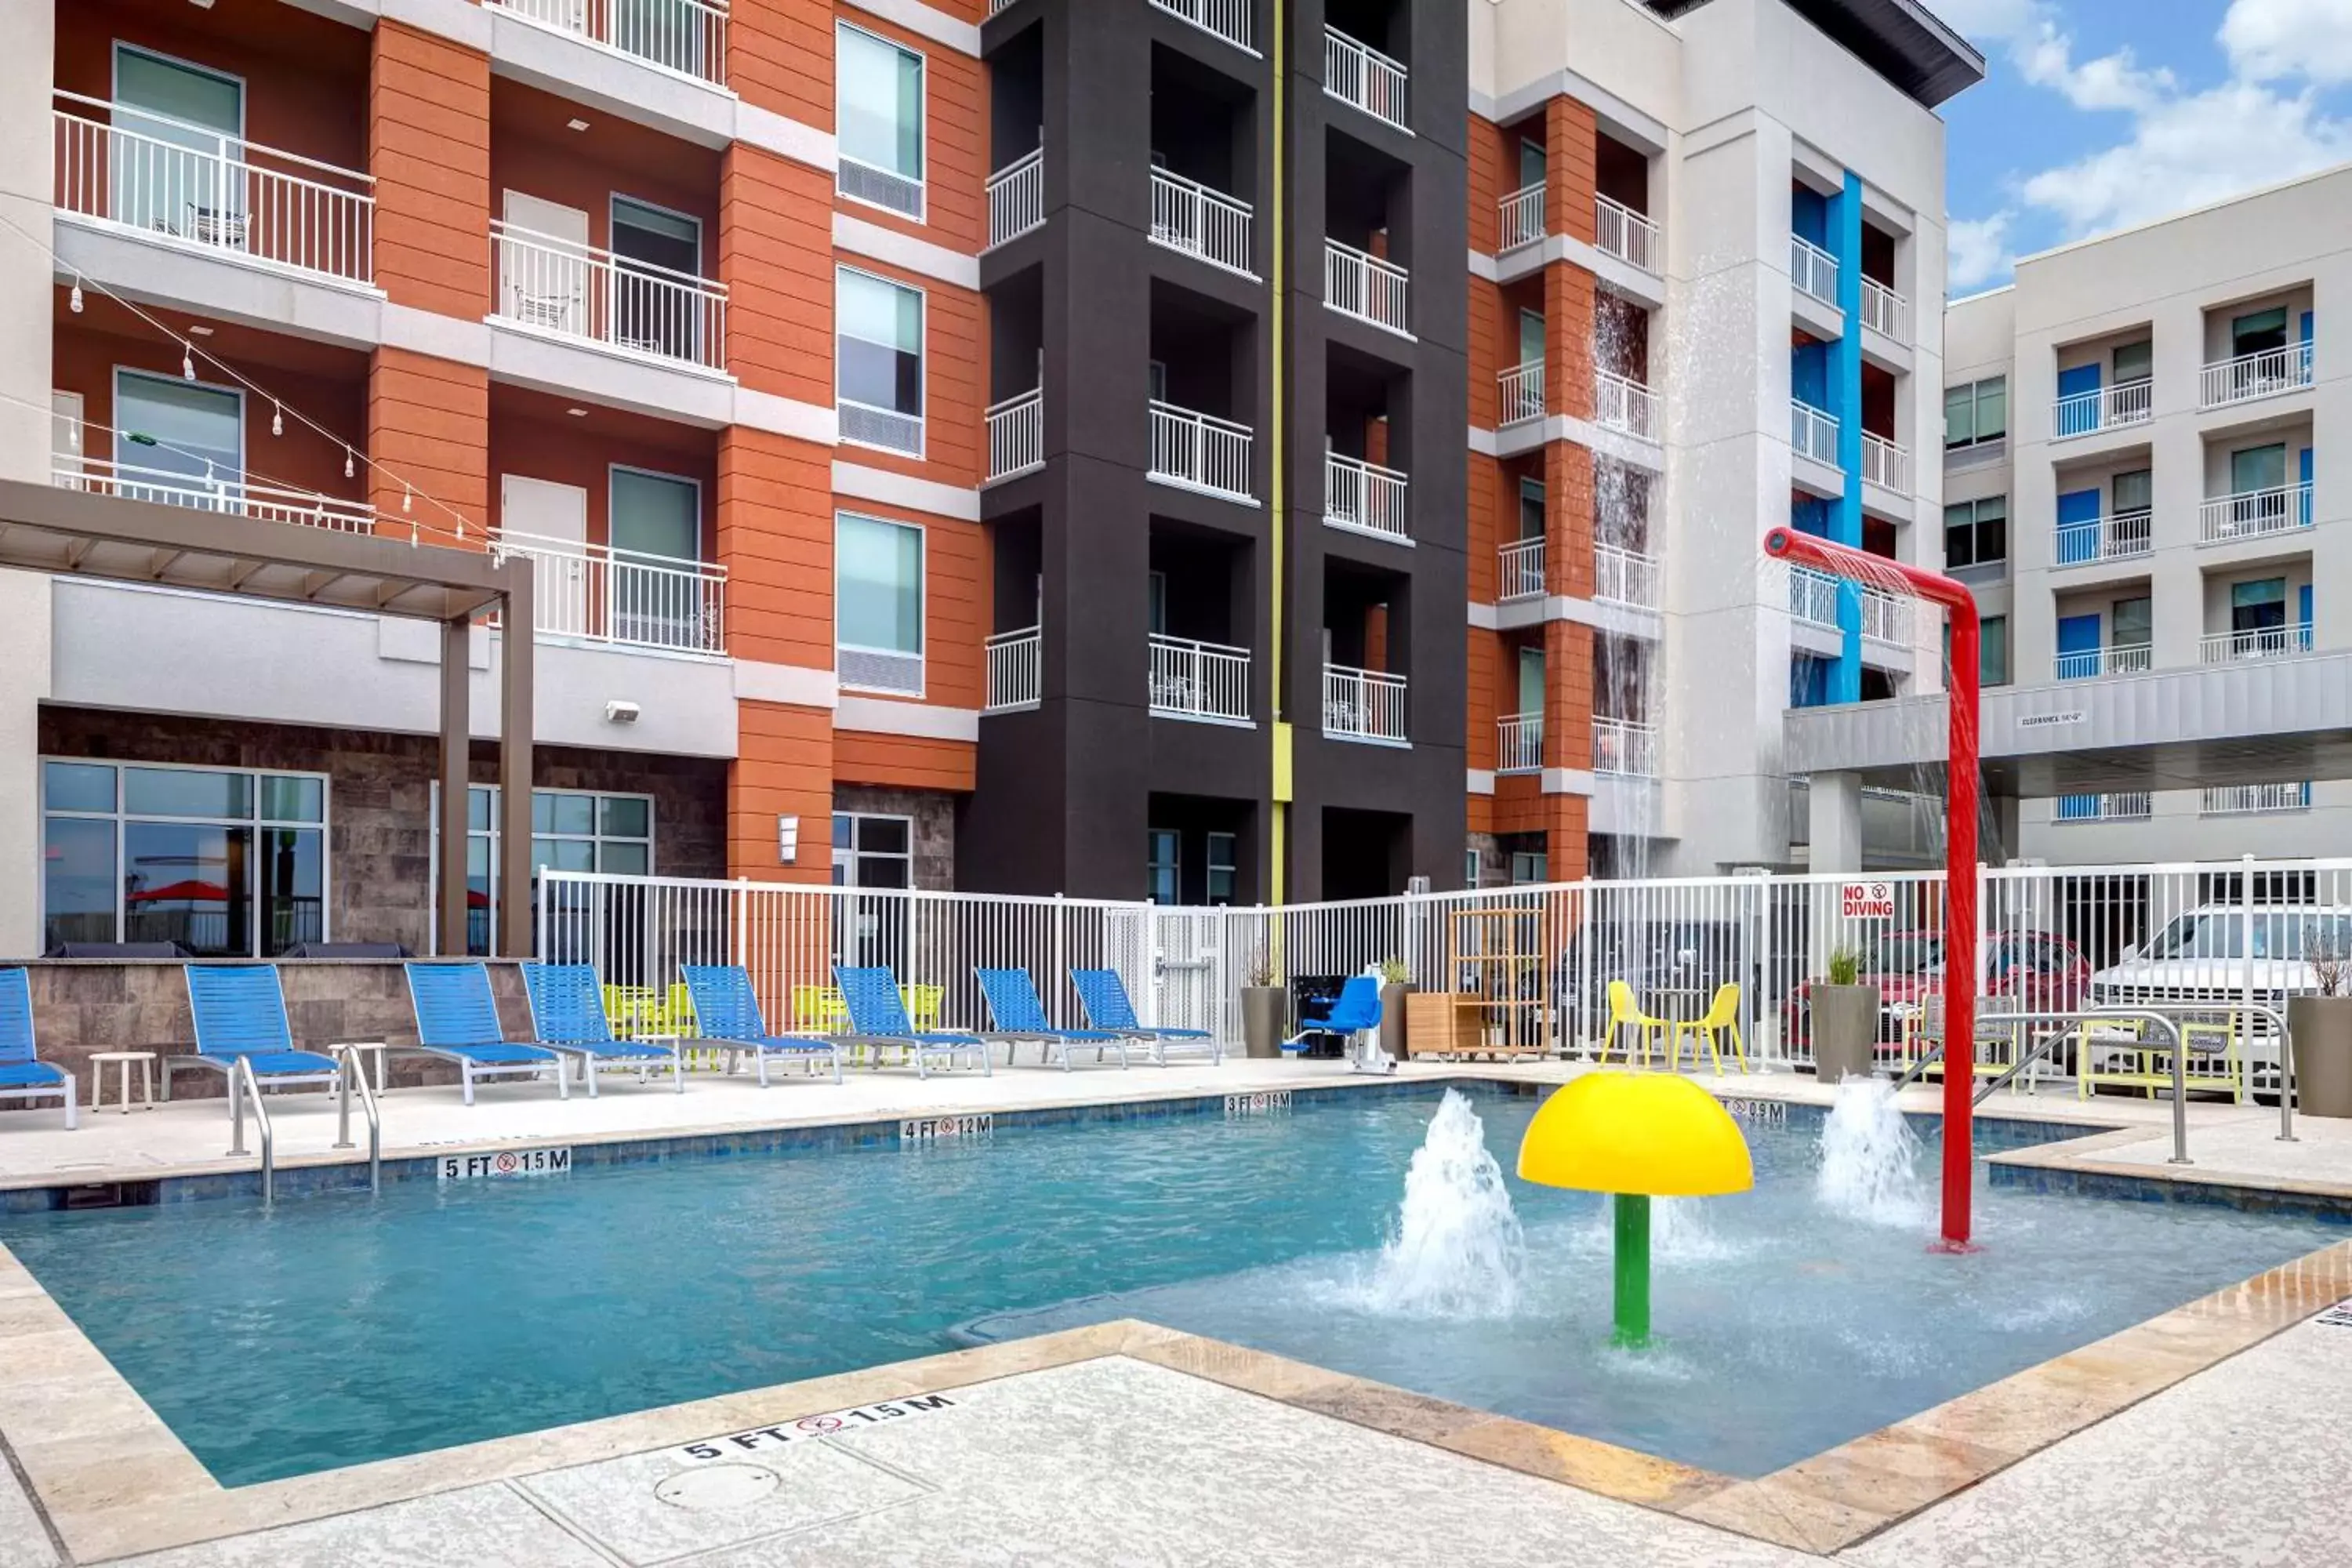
[1807,769,1864,874]
[437,615,470,958]
[497,579,534,957]
[0,570,49,959]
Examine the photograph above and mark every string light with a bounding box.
[402,484,413,514]
[69,282,83,314]
[344,446,355,479]
[181,344,195,381]
[271,401,283,437]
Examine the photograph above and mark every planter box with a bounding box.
[1811,984,1882,1082]
[1379,982,1409,1061]
[1240,986,1285,1059]
[2289,996,2352,1118]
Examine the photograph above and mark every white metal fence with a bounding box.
[1860,277,1907,342]
[1149,634,1252,723]
[2201,626,2313,664]
[1325,452,1409,539]
[1324,27,1408,129]
[2199,482,2311,543]
[490,0,728,85]
[1323,663,1407,743]
[1860,433,1910,495]
[1150,0,1253,53]
[2202,783,2311,817]
[495,529,728,655]
[1497,362,1545,425]
[1594,369,1657,441]
[57,457,376,534]
[2055,643,2153,680]
[1860,587,1912,647]
[1791,401,1839,466]
[1594,195,1659,274]
[2199,343,2314,409]
[1324,240,1410,334]
[1498,183,1544,250]
[985,388,1044,481]
[1790,234,1838,305]
[1498,536,1546,600]
[2053,379,2153,439]
[1592,716,1656,777]
[984,626,1041,713]
[491,220,728,371]
[1496,713,1542,773]
[1149,168,1255,277]
[1788,564,1842,628]
[2058,507,2154,563]
[1592,543,1659,609]
[1149,401,1254,502]
[985,147,1044,248]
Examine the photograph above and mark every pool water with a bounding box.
[0,1086,2334,1486]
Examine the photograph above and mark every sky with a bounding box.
[1933,0,2352,296]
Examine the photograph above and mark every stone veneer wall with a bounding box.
[833,785,956,890]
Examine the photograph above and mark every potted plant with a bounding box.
[1809,946,1880,1083]
[1375,956,1410,1062]
[1240,946,1285,1060]
[2290,929,2352,1118]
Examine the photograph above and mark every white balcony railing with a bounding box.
[488,0,728,86]
[2202,782,2312,817]
[1791,401,1840,467]
[1594,195,1660,274]
[984,626,1042,713]
[1859,277,1908,343]
[2199,343,2314,410]
[2053,379,2152,440]
[1324,28,1408,131]
[1592,544,1659,608]
[1498,183,1544,251]
[2201,626,2312,665]
[2054,793,2152,824]
[1594,369,1658,441]
[985,388,1044,483]
[1149,401,1254,503]
[1325,452,1409,540]
[1150,0,1253,53]
[1788,564,1841,627]
[989,0,1017,14]
[1860,588,1911,645]
[1324,241,1410,335]
[2199,481,2313,543]
[491,220,728,372]
[2055,643,2152,680]
[1323,663,1408,744]
[495,529,728,655]
[1790,234,1838,306]
[1860,433,1910,495]
[1149,167,1255,278]
[1497,537,1545,601]
[53,92,374,287]
[1498,361,1545,426]
[1496,713,1542,774]
[57,456,375,534]
[2056,508,2154,564]
[1592,717,1656,777]
[1149,634,1252,724]
[985,147,1044,249]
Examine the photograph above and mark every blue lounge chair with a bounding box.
[834,966,992,1077]
[0,968,74,1129]
[169,965,348,1112]
[1069,967,1224,1065]
[521,964,684,1096]
[401,963,569,1105]
[677,966,844,1085]
[1283,974,1393,1075]
[975,967,1130,1071]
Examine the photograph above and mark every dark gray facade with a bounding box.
[964,0,1468,904]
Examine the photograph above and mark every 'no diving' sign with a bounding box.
[1840,880,1896,921]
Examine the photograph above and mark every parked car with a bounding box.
[2089,905,2352,1080]
[1784,929,2091,1050]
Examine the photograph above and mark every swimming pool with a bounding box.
[0,1083,2336,1486]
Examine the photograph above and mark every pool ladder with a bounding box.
[227,1053,381,1207]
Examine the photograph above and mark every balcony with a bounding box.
[1324,241,1410,336]
[1594,369,1658,441]
[1149,401,1255,503]
[1497,537,1545,601]
[2199,481,2313,544]
[1859,278,1908,343]
[2201,626,2312,665]
[1323,663,1408,744]
[1150,0,1254,54]
[2054,793,2152,824]
[1859,588,1911,646]
[1790,234,1837,307]
[1498,183,1544,251]
[1498,362,1544,426]
[1788,564,1840,627]
[984,626,1042,713]
[1324,28,1408,132]
[2056,508,2153,564]
[488,0,728,87]
[495,531,728,656]
[2202,782,2311,816]
[1860,433,1910,495]
[1149,634,1252,724]
[1497,713,1542,774]
[1149,168,1256,279]
[985,148,1044,249]
[2055,644,2152,681]
[2053,380,2151,440]
[2199,343,2314,410]
[1595,196,1660,274]
[1791,401,1839,468]
[1592,544,1659,609]
[490,220,728,372]
[985,389,1044,483]
[1592,717,1656,777]
[1325,452,1409,541]
[53,92,375,289]
[59,457,374,534]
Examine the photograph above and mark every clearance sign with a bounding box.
[1839,880,1897,921]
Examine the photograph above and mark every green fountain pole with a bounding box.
[1612,1192,1652,1349]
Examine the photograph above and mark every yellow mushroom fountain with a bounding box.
[1516,1074,1755,1348]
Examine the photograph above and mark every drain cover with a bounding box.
[655,1463,782,1512]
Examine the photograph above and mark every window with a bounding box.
[1509,850,1548,885]
[1517,477,1544,540]
[111,45,243,238]
[1206,833,1238,905]
[836,23,924,218]
[837,514,925,694]
[1148,570,1168,636]
[437,786,654,955]
[610,467,700,561]
[2112,468,2151,516]
[1517,139,1545,191]
[837,268,924,454]
[2111,339,2152,385]
[42,760,325,956]
[2233,307,2288,358]
[1146,829,1180,905]
[1944,377,2006,448]
[2231,578,2288,634]
[1464,848,1481,889]
[114,368,242,504]
[1517,309,1544,368]
[1943,496,2006,568]
[2231,442,2287,495]
[608,196,704,359]
[1981,615,2009,686]
[2111,596,2151,651]
[833,813,913,889]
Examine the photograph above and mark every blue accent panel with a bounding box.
[1791,343,1830,408]
[1789,655,1829,709]
[2056,796,2100,821]
[2302,310,2314,343]
[2302,445,2314,528]
[1791,185,1828,248]
[2056,613,2101,680]
[2056,363,2102,437]
[2300,583,2313,633]
[2056,488,2103,564]
[1827,171,1866,705]
[1791,496,1832,536]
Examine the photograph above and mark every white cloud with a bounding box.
[2223,0,2352,86]
[1947,213,2015,291]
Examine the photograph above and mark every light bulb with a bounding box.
[67,419,79,452]
[69,283,84,314]
[344,447,354,479]
[271,401,283,437]
[402,485,413,514]
[181,346,195,381]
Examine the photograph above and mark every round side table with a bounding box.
[88,1051,158,1114]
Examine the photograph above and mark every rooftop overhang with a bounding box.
[1648,0,1987,109]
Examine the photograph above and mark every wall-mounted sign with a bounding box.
[1839,880,1897,921]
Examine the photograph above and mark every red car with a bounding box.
[1785,929,2091,1048]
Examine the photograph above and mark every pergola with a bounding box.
[0,477,537,955]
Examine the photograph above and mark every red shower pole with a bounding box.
[1765,528,1980,1250]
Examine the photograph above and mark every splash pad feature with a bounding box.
[1762,526,1982,1250]
[1515,1074,1753,1348]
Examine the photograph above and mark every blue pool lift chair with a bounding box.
[833,966,993,1078]
[172,964,350,1113]
[676,966,845,1085]
[1068,967,1224,1066]
[1282,973,1394,1076]
[401,963,571,1105]
[974,967,1130,1071]
[520,964,684,1095]
[0,967,75,1129]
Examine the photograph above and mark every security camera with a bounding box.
[604,700,641,724]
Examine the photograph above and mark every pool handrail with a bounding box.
[400,962,571,1105]
[0,967,76,1129]
[519,964,687,1096]
[833,965,993,1079]
[674,965,846,1085]
[973,967,1131,1071]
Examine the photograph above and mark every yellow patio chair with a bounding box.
[1599,979,1669,1068]
[904,983,944,1032]
[1670,982,1748,1076]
